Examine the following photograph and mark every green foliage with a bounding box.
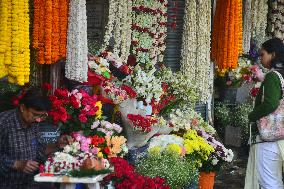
[88,40,101,56]
[0,82,22,112]
[214,101,253,144]
[136,152,198,189]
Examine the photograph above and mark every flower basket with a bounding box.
[198,172,215,189]
[119,99,160,149]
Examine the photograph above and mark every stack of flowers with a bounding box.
[197,130,234,172]
[101,81,137,104]
[168,107,216,134]
[103,157,170,189]
[88,55,112,81]
[127,114,158,133]
[43,120,128,176]
[215,57,261,88]
[48,88,102,134]
[123,64,164,104]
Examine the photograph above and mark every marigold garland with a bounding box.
[32,0,69,64]
[0,0,30,85]
[211,0,243,69]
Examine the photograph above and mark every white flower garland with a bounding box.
[243,0,252,54]
[268,0,284,40]
[101,0,132,63]
[180,0,212,102]
[65,0,88,82]
[251,0,268,41]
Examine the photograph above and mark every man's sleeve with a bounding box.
[0,120,15,175]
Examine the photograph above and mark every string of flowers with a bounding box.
[267,0,284,40]
[65,0,88,82]
[211,0,243,69]
[251,0,268,41]
[242,0,252,54]
[0,0,9,78]
[131,0,168,66]
[100,0,132,63]
[32,0,69,64]
[0,0,30,85]
[180,0,212,102]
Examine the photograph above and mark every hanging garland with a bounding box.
[251,0,268,41]
[0,0,30,85]
[65,0,88,82]
[211,0,243,69]
[101,0,132,63]
[242,0,252,54]
[268,0,284,40]
[131,0,169,66]
[180,0,212,102]
[32,0,69,64]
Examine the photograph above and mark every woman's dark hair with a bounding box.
[262,38,284,69]
[20,87,51,111]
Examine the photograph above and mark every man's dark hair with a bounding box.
[20,87,51,111]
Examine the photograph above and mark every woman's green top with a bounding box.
[248,71,282,122]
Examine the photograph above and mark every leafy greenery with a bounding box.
[136,152,198,189]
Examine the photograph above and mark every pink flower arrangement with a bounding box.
[48,88,102,133]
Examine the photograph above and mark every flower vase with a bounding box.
[198,172,215,189]
[119,99,160,149]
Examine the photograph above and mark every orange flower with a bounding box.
[211,0,243,69]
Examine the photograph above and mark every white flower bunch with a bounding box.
[63,141,81,154]
[88,57,110,76]
[91,120,123,136]
[169,107,216,134]
[148,135,184,151]
[123,65,163,103]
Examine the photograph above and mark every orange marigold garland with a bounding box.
[45,0,52,64]
[59,0,69,58]
[32,0,40,49]
[211,0,243,70]
[32,0,69,64]
[52,0,60,62]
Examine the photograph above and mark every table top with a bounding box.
[34,173,107,183]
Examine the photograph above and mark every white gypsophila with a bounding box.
[180,0,212,102]
[243,0,252,53]
[148,135,184,151]
[65,0,88,82]
[251,0,268,41]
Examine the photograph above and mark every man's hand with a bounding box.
[13,160,39,174]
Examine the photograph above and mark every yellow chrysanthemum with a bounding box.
[166,144,182,155]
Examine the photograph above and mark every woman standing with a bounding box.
[246,38,284,189]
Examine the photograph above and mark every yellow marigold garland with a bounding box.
[0,0,30,85]
[211,0,243,69]
[0,1,8,78]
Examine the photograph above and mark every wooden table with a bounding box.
[34,174,107,189]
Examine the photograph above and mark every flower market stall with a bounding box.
[1,0,283,188]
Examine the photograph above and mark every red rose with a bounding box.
[78,114,87,123]
[42,83,52,91]
[54,89,69,99]
[103,147,110,154]
[70,95,80,108]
